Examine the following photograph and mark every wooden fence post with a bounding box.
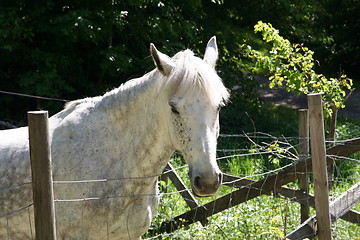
[298,109,310,223]
[308,93,332,240]
[28,111,57,240]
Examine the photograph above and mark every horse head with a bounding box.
[150,37,229,197]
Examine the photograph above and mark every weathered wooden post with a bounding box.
[308,93,332,240]
[298,109,310,223]
[28,111,57,240]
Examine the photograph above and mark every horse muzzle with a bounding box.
[190,171,222,197]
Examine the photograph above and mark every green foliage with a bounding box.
[221,99,299,137]
[245,21,353,117]
[1,0,359,127]
[332,120,360,181]
[0,0,206,122]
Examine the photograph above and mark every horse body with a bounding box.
[0,37,229,239]
[51,72,173,239]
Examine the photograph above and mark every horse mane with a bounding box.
[164,49,230,106]
[64,49,229,110]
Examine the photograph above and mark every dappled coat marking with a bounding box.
[0,37,229,239]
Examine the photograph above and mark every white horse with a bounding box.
[0,37,229,239]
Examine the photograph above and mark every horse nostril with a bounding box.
[194,176,203,191]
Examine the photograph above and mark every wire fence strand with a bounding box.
[1,133,359,239]
[0,90,69,102]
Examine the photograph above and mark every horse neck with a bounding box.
[99,71,174,177]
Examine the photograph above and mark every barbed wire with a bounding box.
[45,132,358,146]
[53,173,165,184]
[0,90,70,102]
[220,132,360,144]
[0,203,33,218]
[54,188,192,203]
[23,133,358,159]
[0,182,32,194]
[216,148,299,161]
[328,154,360,163]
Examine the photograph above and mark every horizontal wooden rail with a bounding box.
[286,181,360,239]
[223,174,360,225]
[163,163,208,226]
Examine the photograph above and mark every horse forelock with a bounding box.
[164,49,230,106]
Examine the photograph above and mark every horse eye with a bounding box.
[171,105,180,114]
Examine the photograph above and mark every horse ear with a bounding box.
[203,36,218,68]
[150,43,175,75]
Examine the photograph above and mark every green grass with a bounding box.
[144,109,360,240]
